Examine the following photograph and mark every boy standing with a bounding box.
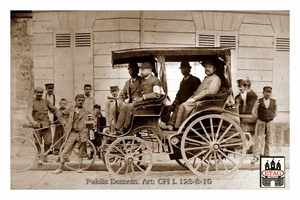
[251,86,278,164]
[53,98,69,156]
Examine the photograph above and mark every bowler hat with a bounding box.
[94,104,101,110]
[263,86,272,92]
[201,58,216,67]
[180,61,191,69]
[128,62,139,69]
[110,86,119,91]
[45,83,54,88]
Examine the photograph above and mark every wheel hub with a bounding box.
[209,142,220,152]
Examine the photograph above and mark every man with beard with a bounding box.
[160,61,201,131]
[174,58,221,129]
[107,60,161,134]
[52,94,91,174]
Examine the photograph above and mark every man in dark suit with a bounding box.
[119,62,143,104]
[107,60,161,134]
[160,61,201,131]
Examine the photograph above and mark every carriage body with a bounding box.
[101,47,254,179]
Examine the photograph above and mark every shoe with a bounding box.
[52,168,63,174]
[159,122,169,130]
[53,149,59,155]
[77,168,83,173]
[65,158,70,162]
[167,125,174,131]
[37,156,43,165]
[43,155,48,163]
[88,151,94,160]
[251,157,259,164]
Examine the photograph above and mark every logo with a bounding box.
[260,156,285,188]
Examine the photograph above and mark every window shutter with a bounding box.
[219,35,236,50]
[276,37,289,52]
[75,32,91,47]
[55,33,71,48]
[197,34,216,47]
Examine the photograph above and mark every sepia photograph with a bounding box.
[5,1,297,198]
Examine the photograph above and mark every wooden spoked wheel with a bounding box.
[105,136,153,180]
[181,114,247,179]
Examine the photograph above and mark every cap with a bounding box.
[128,62,139,69]
[45,83,54,88]
[141,61,155,70]
[180,61,191,69]
[110,86,119,91]
[201,58,216,67]
[243,78,252,86]
[93,104,101,110]
[34,86,44,92]
[263,86,272,92]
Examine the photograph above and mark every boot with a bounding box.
[97,151,101,159]
[88,151,94,160]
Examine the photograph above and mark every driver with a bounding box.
[174,58,221,129]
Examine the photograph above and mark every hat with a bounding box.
[93,104,101,110]
[263,86,272,92]
[34,86,44,92]
[45,83,54,88]
[110,86,119,91]
[128,62,139,69]
[141,61,154,70]
[180,61,191,69]
[201,58,216,67]
[237,79,251,87]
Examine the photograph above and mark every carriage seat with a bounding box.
[132,95,165,116]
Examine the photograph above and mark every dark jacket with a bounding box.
[235,90,258,114]
[175,75,201,104]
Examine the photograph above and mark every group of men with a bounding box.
[25,56,278,174]
[233,78,278,164]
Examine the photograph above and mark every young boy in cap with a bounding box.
[52,98,69,156]
[251,86,278,164]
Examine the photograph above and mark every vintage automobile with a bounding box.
[98,47,253,180]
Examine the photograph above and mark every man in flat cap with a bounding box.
[174,58,221,129]
[160,61,201,131]
[26,87,67,164]
[105,85,120,132]
[108,60,161,134]
[251,86,278,164]
[43,83,60,144]
[83,84,94,113]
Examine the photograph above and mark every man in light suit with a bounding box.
[52,94,92,174]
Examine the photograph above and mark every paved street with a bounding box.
[10,147,290,190]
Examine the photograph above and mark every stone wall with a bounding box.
[11,13,33,136]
